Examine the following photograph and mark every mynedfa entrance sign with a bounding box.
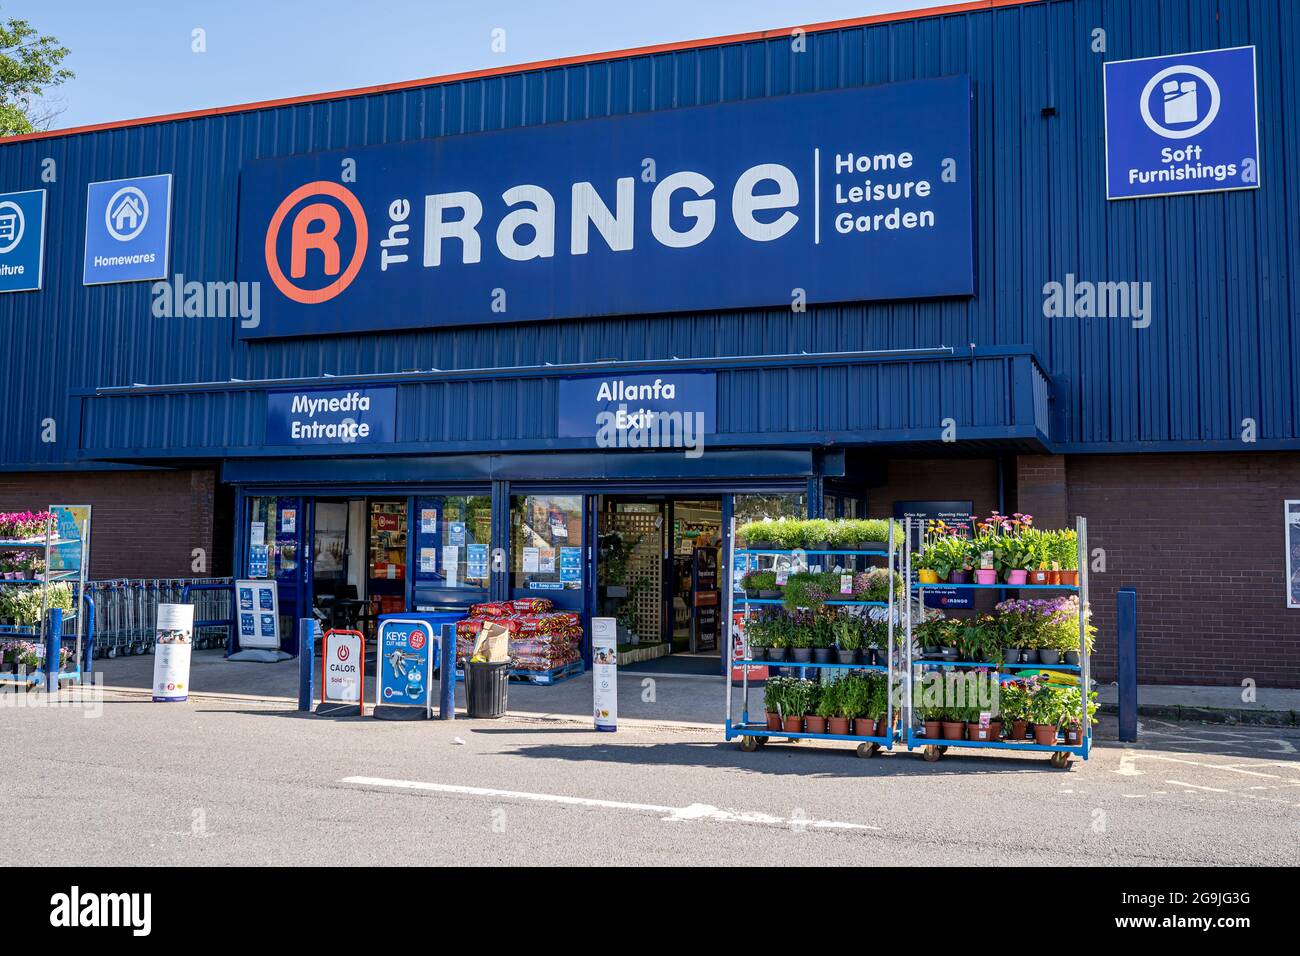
[236,75,975,339]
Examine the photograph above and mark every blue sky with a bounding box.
[9,0,933,130]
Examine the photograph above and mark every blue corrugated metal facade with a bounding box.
[1,0,1297,468]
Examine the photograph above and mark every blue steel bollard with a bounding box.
[298,618,318,712]
[44,608,63,693]
[439,623,456,721]
[1117,588,1137,742]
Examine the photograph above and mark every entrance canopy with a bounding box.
[76,346,1052,465]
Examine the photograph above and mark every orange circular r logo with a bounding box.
[264,181,368,304]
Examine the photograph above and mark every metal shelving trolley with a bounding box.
[0,512,94,687]
[903,515,1093,769]
[724,518,901,758]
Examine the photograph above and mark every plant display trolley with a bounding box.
[724,518,901,759]
[0,513,93,687]
[902,515,1093,769]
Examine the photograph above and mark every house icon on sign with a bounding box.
[111,195,142,231]
[105,186,149,240]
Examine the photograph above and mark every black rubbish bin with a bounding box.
[466,661,510,718]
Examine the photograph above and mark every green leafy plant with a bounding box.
[837,673,873,720]
[815,680,839,719]
[738,519,783,547]
[0,582,73,627]
[808,612,836,648]
[852,567,903,603]
[770,520,808,550]
[919,532,974,579]
[955,615,1001,663]
[866,673,889,720]
[800,518,834,548]
[785,678,816,717]
[1059,686,1099,726]
[763,675,790,715]
[741,570,777,593]
[829,518,898,548]
[831,613,863,650]
[1048,529,1079,570]
[782,572,830,611]
[998,680,1030,722]
[1028,684,1066,727]
[745,619,769,649]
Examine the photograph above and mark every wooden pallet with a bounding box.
[508,659,586,685]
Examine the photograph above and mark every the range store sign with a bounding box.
[1103,46,1259,200]
[237,75,975,339]
[265,386,396,445]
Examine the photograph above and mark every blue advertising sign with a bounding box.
[47,504,90,574]
[893,499,974,610]
[376,618,435,717]
[265,386,396,445]
[0,189,46,293]
[1104,46,1259,200]
[557,372,716,438]
[83,174,173,284]
[237,75,974,339]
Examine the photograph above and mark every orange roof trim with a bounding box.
[4,0,1036,145]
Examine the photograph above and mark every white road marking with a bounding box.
[1167,779,1230,794]
[1115,751,1143,776]
[339,776,881,831]
[1129,752,1285,780]
[1166,779,1300,808]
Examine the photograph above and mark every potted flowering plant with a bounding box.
[800,518,834,553]
[830,518,895,552]
[823,680,850,736]
[764,675,789,730]
[914,520,975,584]
[852,567,903,603]
[787,618,814,663]
[809,612,835,664]
[782,572,830,612]
[1060,686,1098,745]
[913,679,943,739]
[745,619,769,661]
[831,613,862,664]
[1051,529,1080,585]
[914,618,944,659]
[837,673,875,737]
[766,616,792,662]
[975,511,1035,584]
[1028,684,1064,745]
[738,519,782,551]
[805,682,828,734]
[0,511,53,542]
[998,680,1032,739]
[782,678,816,733]
[862,617,889,665]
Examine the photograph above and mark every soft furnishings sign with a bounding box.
[1103,46,1259,200]
[237,75,974,339]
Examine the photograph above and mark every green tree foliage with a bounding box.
[0,15,73,136]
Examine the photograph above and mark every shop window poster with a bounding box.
[1287,501,1300,608]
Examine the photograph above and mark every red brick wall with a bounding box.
[1015,454,1068,530]
[866,458,1001,521]
[0,468,221,579]
[864,452,1299,689]
[1059,452,1300,690]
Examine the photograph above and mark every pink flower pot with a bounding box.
[974,569,997,585]
[1006,570,1028,585]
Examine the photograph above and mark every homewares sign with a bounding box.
[237,76,975,339]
